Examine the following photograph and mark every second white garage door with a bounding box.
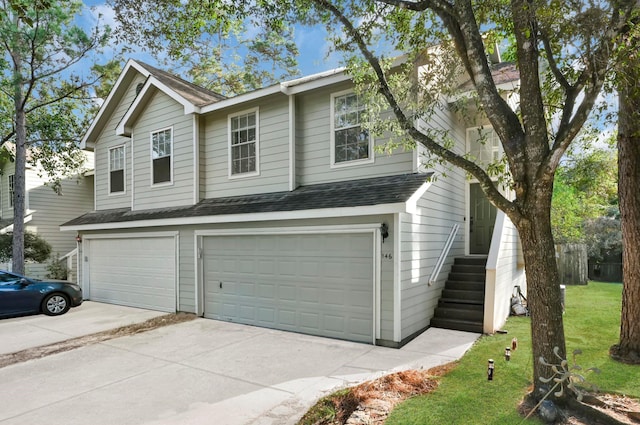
[203,233,375,343]
[87,236,176,312]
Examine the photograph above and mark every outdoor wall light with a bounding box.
[381,223,389,243]
[75,234,82,243]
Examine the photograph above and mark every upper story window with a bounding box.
[151,127,172,185]
[8,174,14,207]
[331,91,372,167]
[229,108,259,177]
[109,145,125,194]
[467,126,501,169]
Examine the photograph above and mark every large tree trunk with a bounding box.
[11,103,26,275]
[611,30,640,363]
[513,187,568,397]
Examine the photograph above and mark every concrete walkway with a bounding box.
[0,307,479,425]
[0,301,166,355]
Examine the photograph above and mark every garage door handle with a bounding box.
[219,281,222,289]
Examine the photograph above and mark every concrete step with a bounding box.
[431,317,483,333]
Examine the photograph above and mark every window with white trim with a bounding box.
[151,128,172,184]
[467,127,501,168]
[109,146,125,194]
[8,174,14,207]
[229,109,258,176]
[331,91,371,165]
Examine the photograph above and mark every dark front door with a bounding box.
[469,183,497,254]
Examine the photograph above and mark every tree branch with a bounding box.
[311,0,518,218]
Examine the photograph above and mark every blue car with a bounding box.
[0,270,83,318]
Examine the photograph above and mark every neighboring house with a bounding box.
[0,146,93,280]
[62,59,525,346]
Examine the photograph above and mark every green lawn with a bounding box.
[385,281,639,425]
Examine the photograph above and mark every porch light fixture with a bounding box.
[380,223,389,243]
[75,234,82,243]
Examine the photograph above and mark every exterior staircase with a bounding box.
[430,256,487,333]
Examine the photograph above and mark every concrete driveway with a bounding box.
[0,304,479,425]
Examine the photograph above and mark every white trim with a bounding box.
[201,85,282,114]
[198,70,351,115]
[406,181,432,213]
[61,203,408,232]
[393,213,402,342]
[193,115,200,204]
[117,76,204,137]
[194,235,202,316]
[150,126,174,187]
[288,95,296,191]
[82,231,179,240]
[175,233,180,310]
[130,132,135,210]
[195,223,380,237]
[81,59,151,149]
[446,80,520,104]
[374,227,381,341]
[227,107,260,179]
[0,214,33,234]
[107,144,126,196]
[330,89,375,168]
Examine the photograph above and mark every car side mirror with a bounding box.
[19,278,30,286]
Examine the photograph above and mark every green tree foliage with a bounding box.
[0,0,111,273]
[109,0,300,96]
[0,231,51,263]
[111,0,639,399]
[551,148,619,258]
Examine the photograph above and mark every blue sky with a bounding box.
[80,1,344,81]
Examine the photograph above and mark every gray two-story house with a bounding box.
[62,59,525,346]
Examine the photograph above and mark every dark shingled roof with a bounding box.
[458,62,519,91]
[62,173,431,227]
[137,61,226,107]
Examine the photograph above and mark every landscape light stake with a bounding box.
[505,347,511,361]
[488,359,494,380]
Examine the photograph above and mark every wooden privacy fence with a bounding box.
[555,244,588,285]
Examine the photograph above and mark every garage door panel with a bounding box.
[203,233,374,343]
[88,237,176,312]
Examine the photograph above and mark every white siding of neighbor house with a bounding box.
[94,73,146,211]
[295,83,415,186]
[400,105,467,340]
[484,211,526,333]
[202,95,290,198]
[13,172,92,279]
[131,90,194,210]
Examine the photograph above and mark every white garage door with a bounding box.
[203,233,374,343]
[88,237,176,312]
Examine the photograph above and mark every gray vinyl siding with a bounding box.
[178,228,196,312]
[95,74,146,211]
[202,95,290,198]
[198,117,206,202]
[400,105,467,339]
[295,83,415,186]
[132,90,195,210]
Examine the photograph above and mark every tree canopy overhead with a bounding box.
[112,0,639,403]
[1,0,112,273]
